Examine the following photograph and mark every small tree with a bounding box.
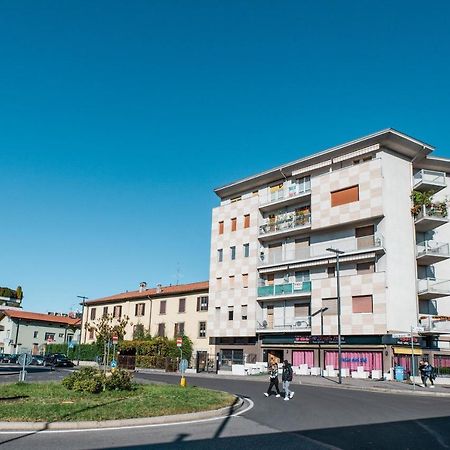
[93,314,129,356]
[15,286,23,300]
[132,324,152,340]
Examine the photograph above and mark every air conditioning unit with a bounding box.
[295,320,308,328]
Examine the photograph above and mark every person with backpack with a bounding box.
[282,359,294,401]
[419,360,435,388]
[264,361,281,397]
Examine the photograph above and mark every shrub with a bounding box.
[62,367,104,393]
[105,369,133,391]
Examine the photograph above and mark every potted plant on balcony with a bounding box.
[410,190,433,217]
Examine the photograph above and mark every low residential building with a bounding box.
[81,281,214,363]
[208,128,450,375]
[0,309,81,355]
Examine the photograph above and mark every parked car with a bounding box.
[44,353,75,367]
[0,354,19,364]
[31,355,46,366]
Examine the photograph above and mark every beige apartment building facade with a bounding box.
[208,129,450,375]
[81,281,214,361]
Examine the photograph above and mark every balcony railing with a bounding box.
[419,315,450,333]
[415,205,447,221]
[262,184,311,206]
[257,281,312,298]
[256,316,311,332]
[260,234,384,266]
[414,169,446,192]
[417,241,450,258]
[259,213,311,236]
[417,278,450,297]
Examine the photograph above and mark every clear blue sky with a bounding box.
[2,0,450,314]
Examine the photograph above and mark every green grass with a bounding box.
[0,382,236,422]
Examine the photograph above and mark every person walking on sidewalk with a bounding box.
[264,362,281,397]
[419,360,435,388]
[282,359,294,401]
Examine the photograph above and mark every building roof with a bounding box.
[1,309,81,327]
[214,128,436,199]
[85,281,209,306]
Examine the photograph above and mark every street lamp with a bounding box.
[326,247,344,384]
[76,295,88,366]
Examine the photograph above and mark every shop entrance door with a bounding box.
[268,350,283,365]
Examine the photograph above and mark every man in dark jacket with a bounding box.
[282,359,294,401]
[419,361,435,388]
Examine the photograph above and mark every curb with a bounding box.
[0,396,244,431]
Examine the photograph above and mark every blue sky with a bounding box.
[1,0,450,313]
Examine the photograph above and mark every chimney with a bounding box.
[156,284,162,294]
[139,282,147,293]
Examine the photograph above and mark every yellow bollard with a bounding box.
[180,376,187,387]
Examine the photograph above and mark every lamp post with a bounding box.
[76,295,88,366]
[326,247,344,384]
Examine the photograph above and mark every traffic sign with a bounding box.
[112,335,119,345]
[18,353,32,366]
[176,337,183,347]
[392,333,410,338]
[179,358,188,373]
[412,326,425,333]
[111,359,117,369]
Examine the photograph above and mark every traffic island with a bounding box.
[0,381,237,427]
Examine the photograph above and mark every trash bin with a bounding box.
[395,366,405,381]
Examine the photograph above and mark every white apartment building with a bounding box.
[208,129,450,375]
[81,281,214,364]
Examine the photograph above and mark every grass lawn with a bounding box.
[0,382,236,422]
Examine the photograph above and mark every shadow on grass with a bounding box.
[0,396,30,401]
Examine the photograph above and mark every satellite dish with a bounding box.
[262,320,268,328]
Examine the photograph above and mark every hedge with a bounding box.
[46,343,100,361]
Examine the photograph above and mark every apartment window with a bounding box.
[216,277,222,289]
[241,305,248,321]
[327,266,335,278]
[270,183,283,201]
[135,303,146,317]
[102,306,108,317]
[229,275,235,288]
[90,308,96,320]
[174,322,185,337]
[357,262,375,274]
[160,300,166,315]
[244,214,250,228]
[267,273,274,285]
[218,248,223,262]
[157,323,165,337]
[88,329,95,340]
[295,302,310,317]
[231,218,237,232]
[59,333,64,338]
[113,305,122,319]
[215,306,221,320]
[197,296,209,311]
[231,196,241,203]
[199,321,207,338]
[230,246,236,260]
[331,185,359,207]
[242,273,249,288]
[44,332,55,341]
[179,298,186,313]
[218,221,224,235]
[295,270,310,282]
[228,306,234,321]
[243,243,250,257]
[33,331,38,338]
[352,295,373,313]
[322,298,337,315]
[252,190,259,196]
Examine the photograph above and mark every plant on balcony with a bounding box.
[410,190,448,218]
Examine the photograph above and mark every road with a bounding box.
[1,371,450,449]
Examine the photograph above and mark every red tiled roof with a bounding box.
[1,309,81,326]
[86,281,209,306]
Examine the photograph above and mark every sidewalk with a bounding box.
[136,368,450,397]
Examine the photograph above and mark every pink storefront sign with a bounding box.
[325,351,382,371]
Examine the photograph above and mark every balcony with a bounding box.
[418,315,450,334]
[256,316,311,333]
[259,234,384,267]
[417,278,450,300]
[414,169,447,194]
[414,205,448,232]
[416,241,450,266]
[257,281,312,299]
[260,186,311,213]
[259,213,311,240]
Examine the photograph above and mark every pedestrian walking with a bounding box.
[282,359,294,401]
[264,362,281,397]
[419,360,435,388]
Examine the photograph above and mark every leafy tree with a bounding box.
[93,314,129,353]
[15,286,23,300]
[132,324,152,340]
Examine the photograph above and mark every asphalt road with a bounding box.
[1,371,450,449]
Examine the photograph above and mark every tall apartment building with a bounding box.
[81,281,213,362]
[208,129,450,374]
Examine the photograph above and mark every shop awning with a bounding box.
[393,347,423,355]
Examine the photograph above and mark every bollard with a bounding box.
[180,376,187,387]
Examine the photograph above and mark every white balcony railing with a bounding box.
[417,278,450,296]
[260,234,384,266]
[417,241,450,258]
[259,213,311,236]
[414,169,446,189]
[256,316,311,332]
[415,205,448,221]
[262,183,312,206]
[419,315,450,333]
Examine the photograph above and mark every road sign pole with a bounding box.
[411,326,415,391]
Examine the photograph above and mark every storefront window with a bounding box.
[292,350,314,368]
[220,349,244,370]
[325,351,382,371]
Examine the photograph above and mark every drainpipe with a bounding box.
[147,295,153,335]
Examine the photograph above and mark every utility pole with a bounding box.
[76,295,88,366]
